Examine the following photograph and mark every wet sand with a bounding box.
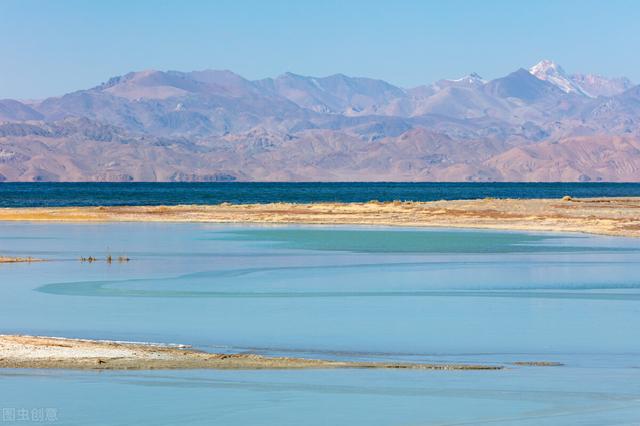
[0,335,501,370]
[0,197,639,237]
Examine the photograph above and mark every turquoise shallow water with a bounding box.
[1,223,640,424]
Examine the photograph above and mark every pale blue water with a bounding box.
[1,223,640,425]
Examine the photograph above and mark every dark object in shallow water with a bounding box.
[80,256,130,263]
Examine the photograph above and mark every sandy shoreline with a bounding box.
[0,256,44,263]
[0,335,503,370]
[0,197,639,237]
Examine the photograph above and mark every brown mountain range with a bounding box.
[0,60,638,182]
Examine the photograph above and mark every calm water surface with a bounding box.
[2,182,640,206]
[1,223,640,425]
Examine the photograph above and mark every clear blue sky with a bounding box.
[1,0,638,99]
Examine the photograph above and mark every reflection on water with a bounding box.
[2,367,640,425]
[1,223,640,424]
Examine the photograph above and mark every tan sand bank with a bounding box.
[510,361,564,367]
[0,335,501,370]
[0,256,44,263]
[0,197,639,237]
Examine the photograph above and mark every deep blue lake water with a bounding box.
[2,182,640,207]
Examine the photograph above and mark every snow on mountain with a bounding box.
[484,68,564,102]
[448,72,486,85]
[570,73,633,97]
[529,60,591,96]
[430,72,487,92]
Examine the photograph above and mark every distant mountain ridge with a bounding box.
[0,60,638,182]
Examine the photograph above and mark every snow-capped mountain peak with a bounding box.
[431,72,486,92]
[529,59,591,96]
[448,72,486,85]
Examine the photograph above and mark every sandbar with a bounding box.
[0,256,44,263]
[0,335,502,370]
[0,197,639,237]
